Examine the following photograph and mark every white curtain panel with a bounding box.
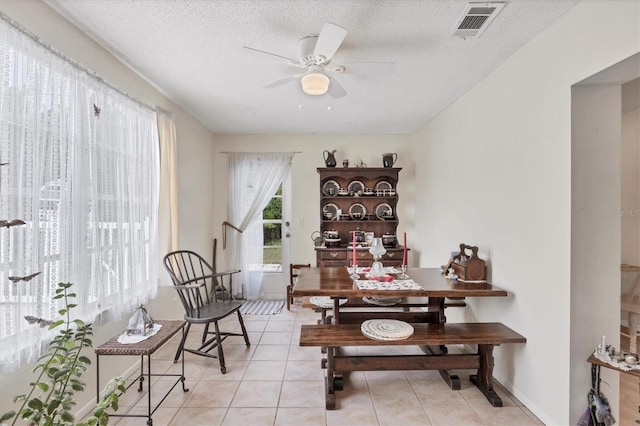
[227,152,293,299]
[157,108,179,286]
[0,18,159,373]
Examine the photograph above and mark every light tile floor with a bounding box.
[107,305,543,426]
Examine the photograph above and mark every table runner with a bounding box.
[356,279,421,290]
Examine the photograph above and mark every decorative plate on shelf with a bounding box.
[323,203,339,220]
[309,296,348,309]
[361,319,414,341]
[374,180,393,191]
[375,203,393,220]
[349,203,367,220]
[347,180,365,195]
[322,180,340,196]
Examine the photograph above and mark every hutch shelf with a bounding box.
[315,167,407,268]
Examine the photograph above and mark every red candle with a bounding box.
[402,232,407,266]
[352,231,357,268]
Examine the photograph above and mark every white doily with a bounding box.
[361,319,414,341]
[362,296,403,306]
[117,323,163,344]
[309,296,348,309]
[356,279,421,290]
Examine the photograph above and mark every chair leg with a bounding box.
[286,285,291,310]
[213,321,226,374]
[174,323,191,363]
[237,310,251,347]
[202,324,210,344]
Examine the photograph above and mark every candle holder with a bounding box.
[398,264,409,279]
[368,238,387,277]
[350,261,360,280]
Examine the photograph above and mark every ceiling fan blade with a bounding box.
[242,46,298,64]
[314,23,347,61]
[263,75,298,89]
[327,76,347,99]
[343,62,395,76]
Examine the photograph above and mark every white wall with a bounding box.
[571,83,622,424]
[410,1,639,424]
[621,105,640,316]
[0,0,215,417]
[622,107,640,266]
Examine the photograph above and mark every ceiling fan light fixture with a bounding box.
[301,71,329,95]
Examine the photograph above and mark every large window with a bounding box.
[0,18,159,373]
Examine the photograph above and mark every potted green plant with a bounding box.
[0,282,125,426]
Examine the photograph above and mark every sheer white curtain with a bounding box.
[0,17,159,373]
[226,153,293,299]
[157,108,179,286]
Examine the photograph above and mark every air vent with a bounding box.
[450,2,506,39]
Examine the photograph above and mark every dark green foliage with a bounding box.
[1,282,125,425]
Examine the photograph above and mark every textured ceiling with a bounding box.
[48,0,577,134]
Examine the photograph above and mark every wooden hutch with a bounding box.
[315,167,406,268]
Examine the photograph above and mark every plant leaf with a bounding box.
[27,398,43,411]
[12,394,26,402]
[61,411,74,422]
[49,319,64,329]
[47,399,60,414]
[0,411,16,422]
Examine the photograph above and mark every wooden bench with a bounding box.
[300,322,526,409]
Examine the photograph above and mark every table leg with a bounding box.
[423,297,462,389]
[95,354,100,403]
[469,344,503,407]
[146,355,153,426]
[630,311,639,354]
[138,355,144,392]
[428,296,446,324]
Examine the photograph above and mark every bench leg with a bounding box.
[325,347,336,409]
[422,344,461,390]
[469,344,503,407]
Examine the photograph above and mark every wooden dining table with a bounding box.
[292,266,515,397]
[292,266,508,325]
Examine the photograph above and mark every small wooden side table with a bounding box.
[95,320,188,426]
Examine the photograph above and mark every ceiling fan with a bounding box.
[243,23,395,99]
